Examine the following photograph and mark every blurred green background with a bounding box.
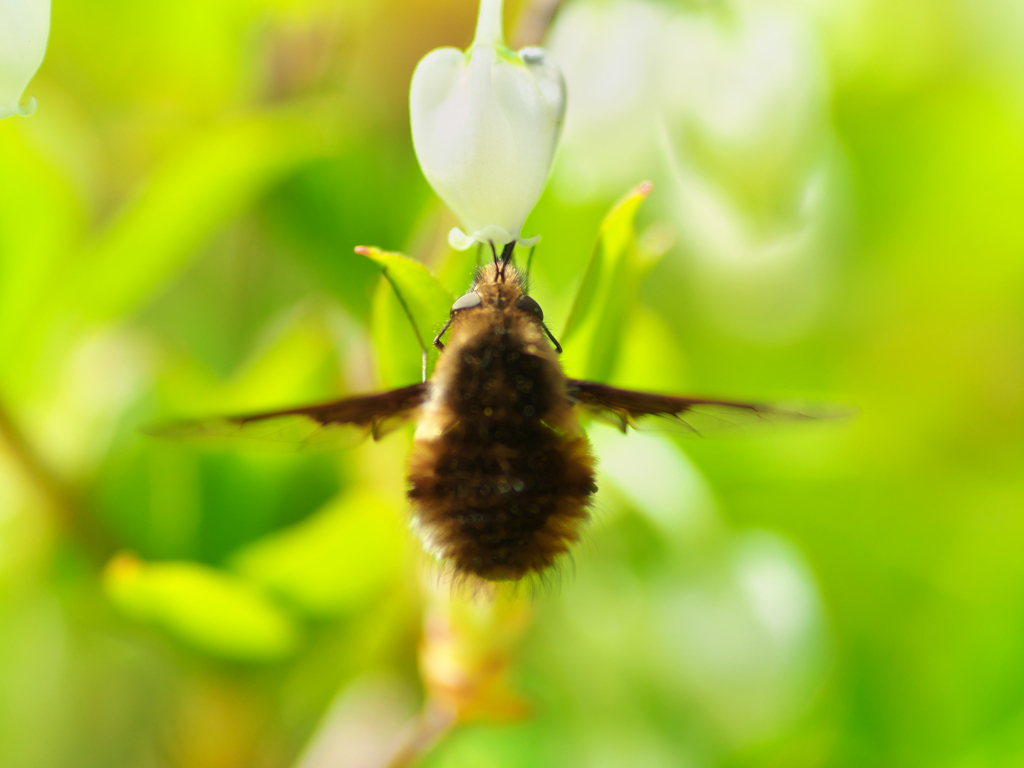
[2,0,1023,766]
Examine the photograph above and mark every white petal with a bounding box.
[0,0,51,119]
[473,224,514,245]
[519,47,567,127]
[448,227,476,251]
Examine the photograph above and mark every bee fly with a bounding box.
[161,243,831,582]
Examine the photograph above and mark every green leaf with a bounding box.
[231,491,405,618]
[0,122,83,369]
[104,555,299,662]
[560,181,653,382]
[69,105,342,323]
[360,246,453,388]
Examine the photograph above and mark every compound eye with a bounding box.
[450,291,482,315]
[514,294,543,320]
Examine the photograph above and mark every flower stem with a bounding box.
[382,700,456,768]
[473,0,505,46]
[511,0,565,48]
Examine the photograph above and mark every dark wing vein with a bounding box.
[566,379,847,435]
[147,382,429,448]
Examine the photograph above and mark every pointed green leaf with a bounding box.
[104,555,299,662]
[560,181,653,381]
[359,246,453,388]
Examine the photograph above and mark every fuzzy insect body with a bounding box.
[157,246,837,583]
[408,262,595,581]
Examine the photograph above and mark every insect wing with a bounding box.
[149,383,429,449]
[566,379,846,435]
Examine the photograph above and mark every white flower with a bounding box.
[546,0,669,201]
[548,1,825,201]
[410,0,566,251]
[547,0,840,340]
[660,8,826,189]
[0,0,51,119]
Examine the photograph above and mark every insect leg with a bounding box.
[525,243,537,283]
[542,323,562,354]
[433,318,453,352]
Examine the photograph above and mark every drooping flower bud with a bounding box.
[410,0,566,251]
[0,0,50,119]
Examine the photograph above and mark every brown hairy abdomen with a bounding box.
[408,330,596,581]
